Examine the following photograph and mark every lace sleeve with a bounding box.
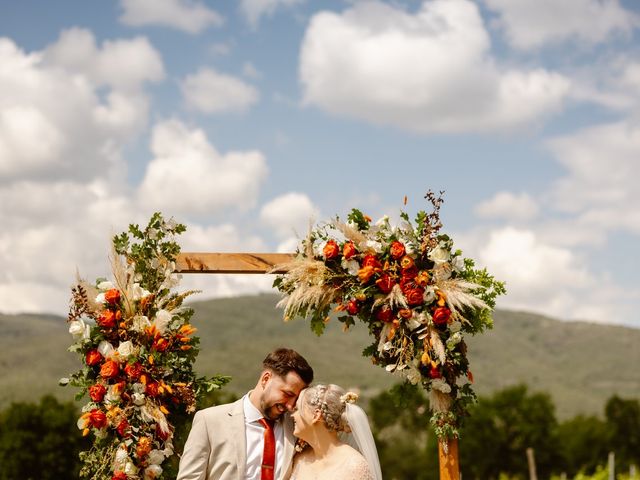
[344,453,375,480]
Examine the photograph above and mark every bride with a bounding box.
[289,384,383,480]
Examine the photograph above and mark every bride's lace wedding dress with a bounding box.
[289,447,375,480]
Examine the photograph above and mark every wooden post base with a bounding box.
[438,437,460,480]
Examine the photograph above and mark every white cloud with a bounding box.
[547,121,640,234]
[137,119,268,215]
[0,32,161,181]
[484,0,638,50]
[240,0,304,28]
[476,227,594,319]
[242,62,262,79]
[475,191,539,221]
[181,68,259,114]
[119,0,223,34]
[299,0,570,133]
[260,192,319,239]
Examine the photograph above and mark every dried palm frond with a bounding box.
[75,272,101,316]
[435,278,488,322]
[428,326,446,364]
[372,284,408,311]
[429,390,452,413]
[331,219,368,250]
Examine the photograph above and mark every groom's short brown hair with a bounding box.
[263,348,313,385]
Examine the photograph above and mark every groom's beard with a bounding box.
[261,401,287,421]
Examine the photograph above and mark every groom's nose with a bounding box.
[285,397,297,410]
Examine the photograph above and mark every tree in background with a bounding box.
[557,414,609,476]
[0,395,89,480]
[368,383,439,480]
[459,384,562,479]
[605,395,640,472]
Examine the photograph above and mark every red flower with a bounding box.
[116,419,130,437]
[104,289,121,305]
[346,299,359,315]
[88,384,107,403]
[405,287,425,306]
[152,337,170,352]
[343,241,356,260]
[97,310,116,328]
[401,265,418,280]
[100,360,120,379]
[323,240,340,260]
[145,381,160,398]
[375,305,394,323]
[389,241,406,259]
[375,273,395,294]
[85,349,103,366]
[124,362,144,380]
[362,254,381,269]
[88,409,107,429]
[428,365,442,379]
[433,306,452,325]
[112,472,128,480]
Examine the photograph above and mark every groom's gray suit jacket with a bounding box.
[177,397,296,480]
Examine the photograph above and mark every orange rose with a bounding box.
[405,287,425,306]
[116,419,130,438]
[124,362,144,380]
[89,409,107,429]
[323,240,340,260]
[112,472,128,480]
[375,273,395,294]
[145,381,160,397]
[343,241,357,260]
[433,306,451,325]
[97,310,116,328]
[104,289,121,305]
[86,349,103,366]
[398,309,413,319]
[357,265,376,284]
[88,384,107,402]
[362,254,381,269]
[389,241,406,259]
[100,360,120,379]
[400,255,415,270]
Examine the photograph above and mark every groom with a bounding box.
[177,347,314,480]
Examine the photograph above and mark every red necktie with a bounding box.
[258,418,275,480]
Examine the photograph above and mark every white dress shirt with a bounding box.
[243,394,285,480]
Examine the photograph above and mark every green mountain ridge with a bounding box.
[1,294,638,418]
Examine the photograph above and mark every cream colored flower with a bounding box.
[117,340,135,359]
[97,281,114,291]
[68,320,90,342]
[432,378,451,394]
[97,341,115,359]
[153,309,172,334]
[428,245,450,264]
[148,449,165,465]
[144,465,163,479]
[341,258,360,276]
[132,315,151,333]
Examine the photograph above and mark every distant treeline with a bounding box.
[0,384,638,480]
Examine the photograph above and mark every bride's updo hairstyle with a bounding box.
[302,384,358,433]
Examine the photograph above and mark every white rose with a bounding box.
[148,449,165,465]
[341,259,360,276]
[423,287,436,304]
[117,341,135,359]
[132,393,146,406]
[95,292,105,304]
[68,320,90,341]
[144,465,163,479]
[374,215,389,227]
[366,240,383,253]
[114,448,128,470]
[97,281,114,291]
[131,283,151,301]
[452,256,465,272]
[449,321,462,333]
[97,341,115,359]
[153,310,172,334]
[428,246,450,264]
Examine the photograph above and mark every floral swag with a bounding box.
[63,213,229,480]
[273,192,505,439]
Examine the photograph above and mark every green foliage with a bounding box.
[459,384,562,480]
[558,415,609,476]
[605,395,640,471]
[0,395,90,480]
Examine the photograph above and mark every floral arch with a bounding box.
[63,192,504,480]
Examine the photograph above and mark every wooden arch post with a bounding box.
[176,252,461,480]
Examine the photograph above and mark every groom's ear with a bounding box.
[259,370,272,388]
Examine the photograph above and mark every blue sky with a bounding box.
[0,0,638,327]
